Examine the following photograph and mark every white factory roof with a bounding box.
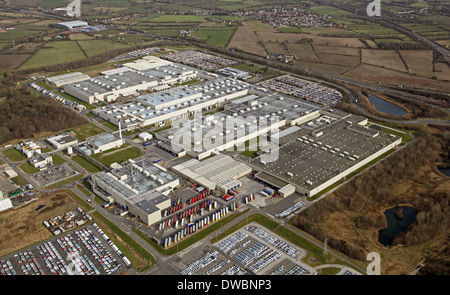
[57,21,88,28]
[138,132,152,141]
[0,198,13,212]
[45,72,90,87]
[123,56,172,71]
[172,153,251,189]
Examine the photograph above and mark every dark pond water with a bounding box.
[368,94,408,116]
[378,206,417,247]
[437,167,450,177]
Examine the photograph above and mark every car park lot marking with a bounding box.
[175,222,315,275]
[0,224,130,275]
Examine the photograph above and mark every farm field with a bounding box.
[255,31,365,47]
[361,49,407,72]
[227,22,267,56]
[434,63,450,81]
[398,50,433,78]
[263,42,289,55]
[191,26,237,47]
[77,39,131,57]
[19,41,86,70]
[0,54,32,69]
[313,45,360,56]
[293,59,352,74]
[344,64,450,92]
[284,43,319,62]
[315,52,360,67]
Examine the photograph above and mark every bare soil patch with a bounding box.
[0,190,80,257]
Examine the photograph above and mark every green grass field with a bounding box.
[2,148,26,162]
[191,26,237,47]
[77,39,131,57]
[52,154,66,165]
[11,175,28,186]
[19,162,39,174]
[70,123,106,141]
[91,146,143,166]
[72,155,104,173]
[19,41,86,70]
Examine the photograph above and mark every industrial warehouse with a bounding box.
[245,111,402,197]
[63,56,199,104]
[154,89,323,159]
[171,153,252,192]
[93,77,250,130]
[90,158,179,225]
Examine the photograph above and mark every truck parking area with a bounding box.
[0,224,131,275]
[174,222,315,275]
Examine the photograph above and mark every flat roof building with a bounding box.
[155,89,322,159]
[93,77,250,130]
[63,69,159,104]
[244,113,402,198]
[45,72,90,87]
[172,153,251,191]
[47,133,78,150]
[91,158,179,225]
[63,58,200,104]
[216,67,251,80]
[30,153,53,170]
[78,132,124,156]
[56,21,88,29]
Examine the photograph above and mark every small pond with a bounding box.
[368,94,408,116]
[437,166,450,177]
[378,206,417,247]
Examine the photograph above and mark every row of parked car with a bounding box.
[164,50,237,71]
[215,231,249,254]
[29,82,86,112]
[14,249,45,275]
[38,241,74,275]
[180,250,220,275]
[246,226,300,258]
[248,249,281,273]
[0,259,16,275]
[57,233,101,275]
[92,223,131,266]
[274,201,305,218]
[284,264,312,275]
[75,227,121,274]
[233,241,268,266]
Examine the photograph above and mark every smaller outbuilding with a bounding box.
[56,21,88,29]
[138,132,153,142]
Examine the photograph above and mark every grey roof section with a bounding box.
[88,133,122,148]
[172,153,252,185]
[127,191,169,215]
[137,86,201,109]
[95,172,136,199]
[64,70,153,97]
[247,115,400,191]
[225,92,322,122]
[95,158,177,199]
